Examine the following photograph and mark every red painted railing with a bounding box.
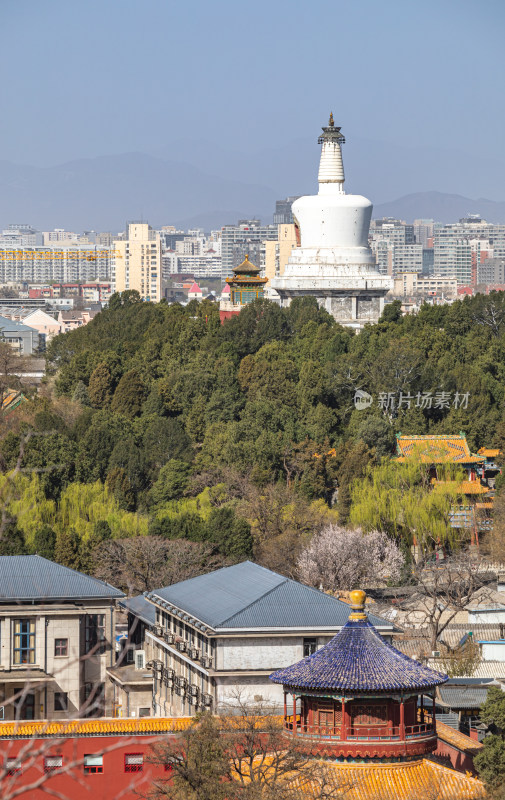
[284,717,435,741]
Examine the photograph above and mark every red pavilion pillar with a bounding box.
[399,697,405,741]
[283,692,287,727]
[341,698,348,741]
[432,693,436,731]
[293,694,297,736]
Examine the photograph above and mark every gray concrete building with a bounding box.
[135,562,393,718]
[0,556,124,720]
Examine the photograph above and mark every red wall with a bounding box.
[1,735,171,800]
[434,739,477,775]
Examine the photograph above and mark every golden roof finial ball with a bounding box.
[349,589,367,620]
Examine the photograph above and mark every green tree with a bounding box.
[106,466,136,511]
[475,686,505,794]
[54,528,82,570]
[88,362,114,408]
[32,525,56,560]
[151,460,192,506]
[111,369,146,418]
[72,380,91,406]
[205,506,253,559]
[0,520,27,556]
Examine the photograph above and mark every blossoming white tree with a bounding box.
[297,524,404,591]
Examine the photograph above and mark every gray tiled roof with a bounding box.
[0,555,124,601]
[148,561,391,631]
[438,685,490,709]
[0,315,37,332]
[121,594,155,625]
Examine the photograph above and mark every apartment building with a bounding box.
[0,555,124,721]
[0,245,112,284]
[369,218,416,275]
[434,218,505,284]
[113,222,162,302]
[477,256,505,285]
[391,272,458,299]
[263,223,297,282]
[221,220,277,279]
[136,562,393,717]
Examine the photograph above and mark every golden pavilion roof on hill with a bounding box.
[396,434,485,465]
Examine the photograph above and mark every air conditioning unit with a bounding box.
[134,650,146,670]
[175,676,187,689]
[201,656,212,669]
[153,626,163,637]
[189,647,200,660]
[164,632,175,645]
[176,640,187,653]
[188,684,199,697]
[162,668,175,687]
[432,650,441,658]
[202,693,213,706]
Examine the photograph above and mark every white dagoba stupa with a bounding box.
[271,115,392,329]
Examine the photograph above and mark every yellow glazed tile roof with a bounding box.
[0,716,193,738]
[478,448,501,458]
[396,435,484,464]
[295,759,485,800]
[432,479,489,495]
[436,720,483,754]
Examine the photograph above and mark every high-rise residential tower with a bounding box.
[113,222,162,302]
[271,116,392,329]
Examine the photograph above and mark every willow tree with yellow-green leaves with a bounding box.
[349,450,465,559]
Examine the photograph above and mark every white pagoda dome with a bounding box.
[271,115,392,329]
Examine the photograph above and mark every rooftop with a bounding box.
[120,594,156,626]
[147,562,390,632]
[0,555,124,601]
[396,434,484,465]
[270,591,447,693]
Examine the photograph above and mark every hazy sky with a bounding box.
[1,0,504,167]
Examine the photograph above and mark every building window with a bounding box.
[13,619,35,664]
[54,638,68,657]
[138,707,150,718]
[124,753,143,773]
[54,692,68,712]
[44,756,63,773]
[303,638,317,657]
[85,615,106,654]
[84,754,103,774]
[5,758,21,775]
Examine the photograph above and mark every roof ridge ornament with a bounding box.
[348,589,367,621]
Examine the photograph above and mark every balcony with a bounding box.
[283,714,437,757]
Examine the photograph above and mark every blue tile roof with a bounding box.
[270,618,448,693]
[0,555,124,601]
[147,562,391,631]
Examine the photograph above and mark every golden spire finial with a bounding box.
[245,253,249,261]
[348,589,367,621]
[329,112,334,126]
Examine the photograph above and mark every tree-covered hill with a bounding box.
[2,289,505,586]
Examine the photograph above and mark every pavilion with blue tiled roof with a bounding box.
[270,590,448,761]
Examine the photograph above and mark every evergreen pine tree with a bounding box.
[110,370,145,418]
[72,380,91,406]
[32,525,56,560]
[88,362,114,409]
[54,528,82,570]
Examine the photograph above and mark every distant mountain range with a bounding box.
[374,192,505,225]
[1,136,505,231]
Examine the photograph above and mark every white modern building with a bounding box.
[134,561,393,717]
[271,115,392,328]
